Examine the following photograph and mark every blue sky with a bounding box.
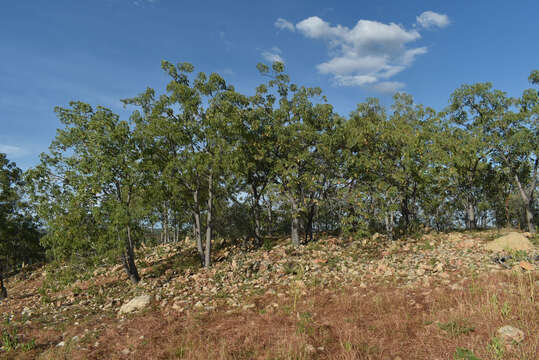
[1,0,538,169]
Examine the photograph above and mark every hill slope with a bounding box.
[1,230,537,359]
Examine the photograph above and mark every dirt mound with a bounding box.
[485,232,534,252]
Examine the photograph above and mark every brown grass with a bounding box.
[18,270,535,360]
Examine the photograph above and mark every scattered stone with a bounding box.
[122,348,130,355]
[57,341,65,347]
[497,325,524,343]
[519,261,535,271]
[485,232,534,252]
[305,343,316,354]
[119,295,151,314]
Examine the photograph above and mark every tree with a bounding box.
[445,83,512,229]
[124,61,232,267]
[489,84,538,232]
[27,103,146,283]
[257,62,339,246]
[1,154,42,299]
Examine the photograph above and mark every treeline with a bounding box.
[1,63,537,289]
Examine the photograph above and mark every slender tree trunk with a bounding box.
[251,185,262,247]
[304,204,315,243]
[515,172,537,233]
[466,201,476,230]
[204,172,213,268]
[267,197,273,236]
[122,225,140,284]
[385,212,395,241]
[0,265,7,299]
[291,197,300,247]
[193,189,204,265]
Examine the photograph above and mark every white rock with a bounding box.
[57,341,65,347]
[497,325,524,343]
[119,295,151,314]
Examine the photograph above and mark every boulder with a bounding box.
[485,232,534,252]
[119,295,151,314]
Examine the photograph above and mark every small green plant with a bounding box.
[296,312,314,336]
[500,301,511,318]
[262,238,275,251]
[1,328,19,351]
[420,240,434,250]
[487,337,505,359]
[437,319,475,337]
[454,347,481,360]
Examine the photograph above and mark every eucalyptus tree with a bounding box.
[26,103,147,283]
[124,61,232,267]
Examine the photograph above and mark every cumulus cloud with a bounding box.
[275,18,295,32]
[282,12,448,92]
[262,46,284,63]
[416,11,450,29]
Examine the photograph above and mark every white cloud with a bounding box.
[134,0,158,6]
[416,11,450,29]
[275,18,295,32]
[262,46,284,63]
[286,12,448,92]
[372,81,405,93]
[0,144,26,157]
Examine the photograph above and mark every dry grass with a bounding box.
[21,270,536,360]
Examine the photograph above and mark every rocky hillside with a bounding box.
[0,230,537,359]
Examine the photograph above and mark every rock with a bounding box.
[497,325,524,343]
[485,232,534,252]
[57,341,65,347]
[457,239,475,249]
[305,343,316,354]
[122,348,130,355]
[118,295,151,314]
[519,261,535,271]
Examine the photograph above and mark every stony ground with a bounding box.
[0,229,537,359]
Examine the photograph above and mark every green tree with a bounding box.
[257,62,339,246]
[124,61,232,267]
[1,154,42,299]
[445,83,512,229]
[27,103,147,283]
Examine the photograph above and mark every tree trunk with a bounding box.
[0,267,7,300]
[515,173,536,233]
[304,204,315,243]
[204,172,213,268]
[385,212,395,241]
[466,202,476,230]
[251,185,262,247]
[193,189,204,265]
[122,226,140,284]
[291,198,300,247]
